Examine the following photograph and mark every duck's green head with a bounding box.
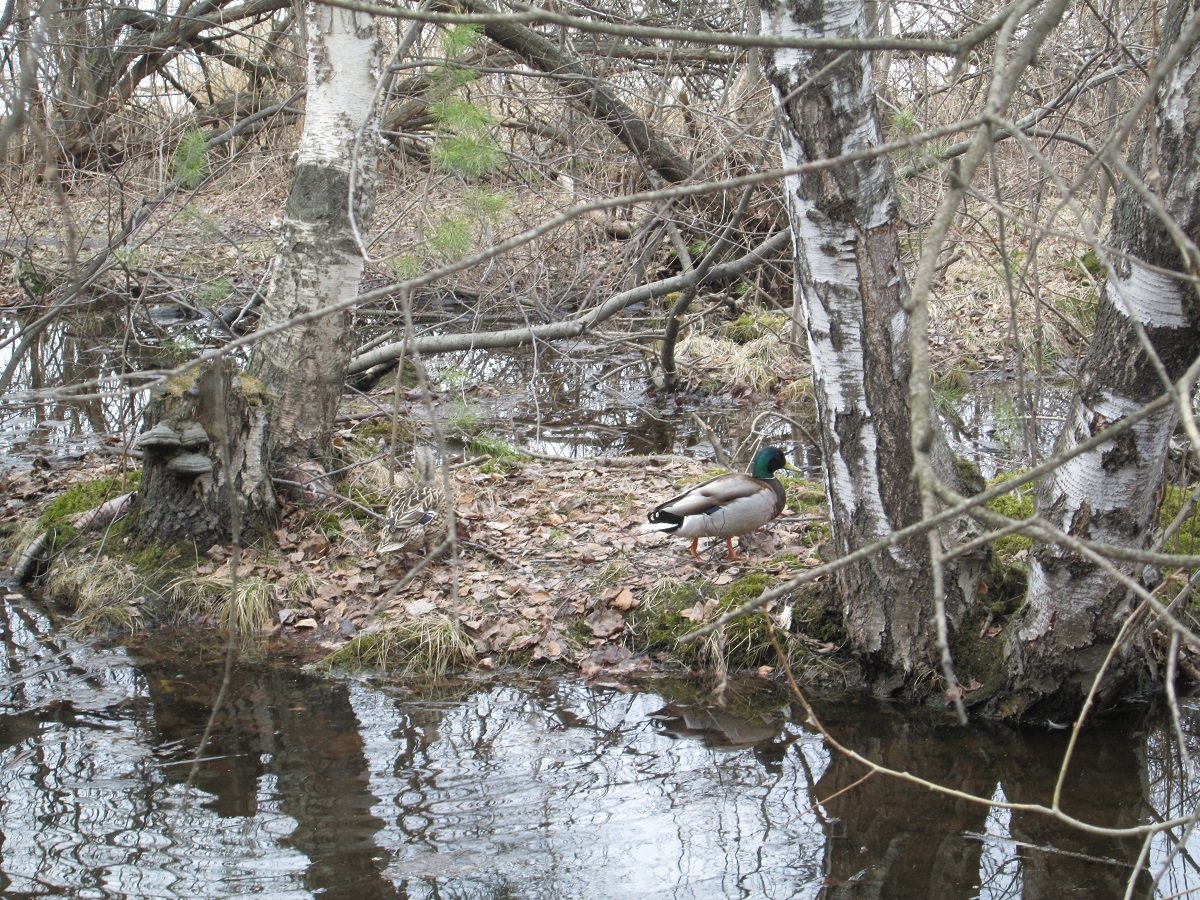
[751,446,799,479]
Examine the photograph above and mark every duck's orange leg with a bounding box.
[725,537,747,560]
[689,538,703,560]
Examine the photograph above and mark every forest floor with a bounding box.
[0,442,844,684]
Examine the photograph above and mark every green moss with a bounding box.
[721,571,772,604]
[722,310,788,345]
[354,416,417,445]
[955,456,982,483]
[1074,249,1106,280]
[38,473,140,550]
[160,370,201,398]
[627,572,781,671]
[371,359,421,393]
[627,577,704,658]
[469,435,526,473]
[949,605,1008,694]
[790,586,846,646]
[236,373,270,402]
[1160,485,1200,555]
[782,477,826,516]
[973,470,1038,618]
[312,508,348,538]
[125,539,195,579]
[984,470,1035,563]
[568,617,595,647]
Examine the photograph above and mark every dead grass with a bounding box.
[167,571,279,638]
[320,615,476,675]
[677,331,798,392]
[45,555,145,636]
[929,231,1098,375]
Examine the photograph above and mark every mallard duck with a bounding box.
[645,446,798,560]
[378,447,446,554]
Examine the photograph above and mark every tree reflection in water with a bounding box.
[0,590,1196,897]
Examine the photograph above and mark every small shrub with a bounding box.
[172,129,208,189]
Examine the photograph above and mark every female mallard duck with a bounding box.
[645,446,798,560]
[378,447,446,555]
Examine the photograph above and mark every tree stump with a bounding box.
[134,360,276,546]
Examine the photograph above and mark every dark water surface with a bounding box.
[1,587,1197,898]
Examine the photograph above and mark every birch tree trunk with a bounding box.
[761,0,960,693]
[130,4,382,546]
[1003,0,1200,719]
[248,2,383,474]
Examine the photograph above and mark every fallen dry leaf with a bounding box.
[586,609,624,638]
[406,599,436,617]
[611,587,637,611]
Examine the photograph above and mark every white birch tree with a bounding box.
[760,0,1067,700]
[1004,0,1200,717]
[760,0,1200,717]
[248,1,384,475]
[136,1,385,539]
[760,0,950,691]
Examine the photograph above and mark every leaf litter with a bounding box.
[0,453,825,679]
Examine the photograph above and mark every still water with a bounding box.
[2,583,1197,898]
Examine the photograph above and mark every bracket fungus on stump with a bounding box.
[134,360,276,546]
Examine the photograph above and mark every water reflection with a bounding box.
[425,342,816,466]
[1,585,1198,897]
[0,316,146,464]
[0,307,820,469]
[5,304,1070,480]
[940,381,1072,479]
[349,681,829,897]
[2,299,1070,478]
[814,698,1152,896]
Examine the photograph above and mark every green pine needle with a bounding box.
[172,129,208,190]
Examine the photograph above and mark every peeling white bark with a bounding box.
[770,1,899,548]
[300,5,383,169]
[249,2,383,459]
[1010,0,1200,716]
[1021,396,1175,642]
[1105,260,1188,328]
[1045,394,1174,522]
[765,0,873,110]
[763,0,943,679]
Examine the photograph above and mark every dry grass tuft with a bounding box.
[677,332,794,392]
[167,572,278,638]
[320,615,476,675]
[46,556,145,636]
